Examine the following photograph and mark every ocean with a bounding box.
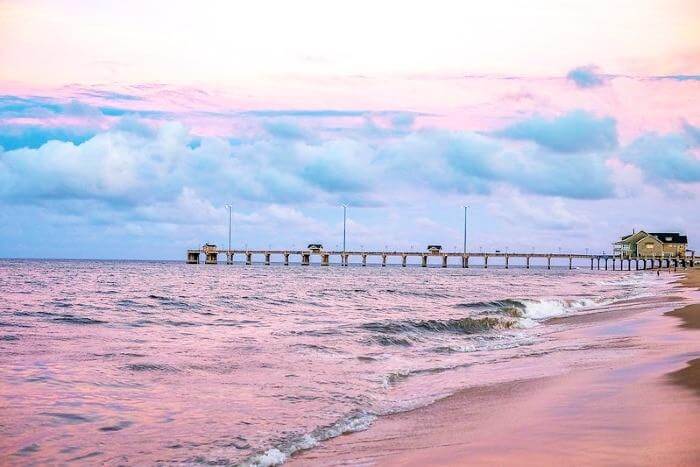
[0,259,674,465]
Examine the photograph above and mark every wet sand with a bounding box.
[665,304,700,330]
[290,269,700,466]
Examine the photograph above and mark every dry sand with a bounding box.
[290,269,700,466]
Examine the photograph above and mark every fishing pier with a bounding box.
[186,245,696,270]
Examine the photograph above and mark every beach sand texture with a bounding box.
[291,269,700,466]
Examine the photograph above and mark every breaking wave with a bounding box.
[457,297,604,323]
[361,316,516,337]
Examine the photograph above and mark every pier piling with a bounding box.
[187,251,200,264]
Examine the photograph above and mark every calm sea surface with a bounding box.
[0,259,671,465]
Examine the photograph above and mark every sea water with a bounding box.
[0,259,673,465]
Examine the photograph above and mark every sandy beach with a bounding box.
[290,269,700,466]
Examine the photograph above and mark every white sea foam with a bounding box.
[246,448,287,467]
[242,411,376,466]
[514,297,608,328]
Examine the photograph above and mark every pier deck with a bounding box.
[186,248,695,270]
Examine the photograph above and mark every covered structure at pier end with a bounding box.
[614,230,687,258]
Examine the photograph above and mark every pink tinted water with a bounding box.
[0,259,665,464]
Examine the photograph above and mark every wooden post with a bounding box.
[526,256,530,269]
[421,255,427,267]
[382,255,387,267]
[442,255,448,268]
[265,253,271,265]
[547,256,551,270]
[402,255,407,267]
[463,255,469,268]
[246,252,252,265]
[302,253,310,266]
[505,255,509,269]
[484,255,489,269]
[321,254,329,266]
[568,256,572,270]
[590,257,594,270]
[284,253,289,266]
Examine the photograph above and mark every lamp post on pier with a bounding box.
[224,204,232,256]
[342,204,348,253]
[463,205,468,255]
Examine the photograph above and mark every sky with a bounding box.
[0,0,699,259]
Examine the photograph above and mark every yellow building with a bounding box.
[614,231,687,258]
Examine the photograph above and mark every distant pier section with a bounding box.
[186,243,696,270]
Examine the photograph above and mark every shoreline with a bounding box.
[288,269,700,466]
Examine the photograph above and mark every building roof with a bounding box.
[615,231,648,244]
[616,230,687,245]
[649,233,688,244]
